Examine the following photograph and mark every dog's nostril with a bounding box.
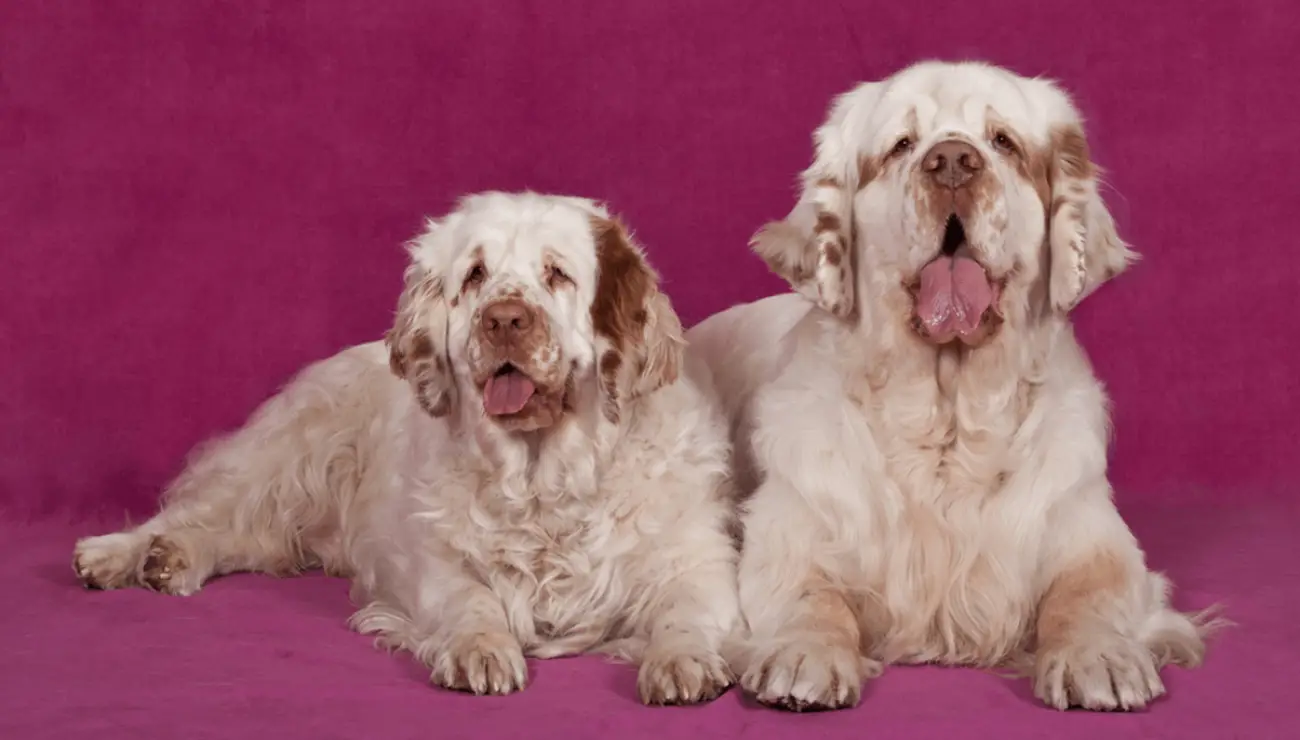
[924,140,984,188]
[481,299,534,338]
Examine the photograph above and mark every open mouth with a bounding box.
[912,215,1000,344]
[940,213,966,257]
[482,363,538,417]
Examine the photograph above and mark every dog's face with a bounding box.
[753,61,1136,346]
[387,192,683,433]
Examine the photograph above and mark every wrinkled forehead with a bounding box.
[455,211,596,271]
[870,64,1067,143]
[414,197,601,279]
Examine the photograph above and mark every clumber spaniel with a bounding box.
[73,192,740,705]
[687,61,1218,711]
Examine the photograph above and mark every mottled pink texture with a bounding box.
[4,501,1296,740]
[1,1,1295,737]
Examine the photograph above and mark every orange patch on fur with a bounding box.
[1050,124,1095,181]
[816,212,842,235]
[796,574,863,652]
[387,272,444,379]
[598,350,622,424]
[591,217,655,351]
[858,154,880,189]
[1019,123,1097,217]
[1035,551,1127,652]
[387,268,453,417]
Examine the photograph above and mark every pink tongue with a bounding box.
[916,255,995,341]
[483,370,536,416]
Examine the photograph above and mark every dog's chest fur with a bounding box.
[448,457,630,657]
[861,344,1038,665]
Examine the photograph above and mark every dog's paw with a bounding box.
[741,639,873,711]
[638,645,733,706]
[73,532,148,590]
[1035,637,1165,711]
[431,631,528,696]
[137,535,203,596]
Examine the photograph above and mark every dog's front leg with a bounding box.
[624,506,741,706]
[1031,481,1211,711]
[353,556,528,697]
[734,486,879,713]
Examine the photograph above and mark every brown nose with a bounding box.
[480,299,536,344]
[923,140,985,189]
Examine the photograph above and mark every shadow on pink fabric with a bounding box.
[0,1,1295,738]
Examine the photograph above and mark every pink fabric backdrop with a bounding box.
[3,0,1295,520]
[1,2,1296,739]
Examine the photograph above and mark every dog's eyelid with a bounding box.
[887,133,916,159]
[545,262,574,289]
[461,261,487,291]
[991,129,1021,155]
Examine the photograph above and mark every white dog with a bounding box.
[73,192,741,705]
[687,61,1218,712]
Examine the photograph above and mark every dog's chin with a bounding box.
[906,214,1004,347]
[479,363,571,433]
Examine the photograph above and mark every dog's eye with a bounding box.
[546,265,572,290]
[462,264,487,291]
[889,136,915,158]
[991,131,1019,156]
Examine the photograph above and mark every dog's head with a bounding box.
[386,192,683,433]
[753,61,1136,346]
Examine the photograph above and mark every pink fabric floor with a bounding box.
[4,500,1295,739]
[2,1,1296,738]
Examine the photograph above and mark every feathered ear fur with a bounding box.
[589,215,684,424]
[1045,124,1138,312]
[386,223,455,417]
[751,83,884,321]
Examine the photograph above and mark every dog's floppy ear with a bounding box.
[590,215,684,424]
[634,289,685,397]
[1046,124,1138,312]
[752,83,882,321]
[386,222,455,417]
